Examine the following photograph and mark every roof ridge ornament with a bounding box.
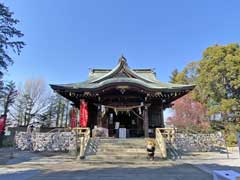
[119,55,128,66]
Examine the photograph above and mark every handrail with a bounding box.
[72,127,90,160]
[45,127,71,135]
[155,128,167,158]
[158,128,176,143]
[155,128,177,159]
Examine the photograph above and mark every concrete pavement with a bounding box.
[1,148,240,180]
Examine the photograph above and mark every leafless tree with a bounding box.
[12,79,50,126]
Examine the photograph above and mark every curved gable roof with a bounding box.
[90,56,155,83]
[50,56,195,93]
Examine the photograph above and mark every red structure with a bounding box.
[0,115,6,134]
[71,108,77,128]
[80,100,88,127]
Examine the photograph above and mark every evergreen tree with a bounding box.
[1,81,17,116]
[44,94,70,127]
[197,44,240,121]
[169,69,179,83]
[0,3,25,79]
[170,43,240,122]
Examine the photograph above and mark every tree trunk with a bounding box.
[65,101,69,127]
[47,104,53,127]
[60,103,65,127]
[3,94,10,116]
[56,99,61,127]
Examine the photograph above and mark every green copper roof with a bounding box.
[50,56,195,93]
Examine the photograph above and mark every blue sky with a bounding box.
[2,0,240,86]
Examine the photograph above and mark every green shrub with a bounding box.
[226,132,237,147]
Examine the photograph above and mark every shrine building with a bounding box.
[50,56,194,137]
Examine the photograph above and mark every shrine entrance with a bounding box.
[107,109,144,138]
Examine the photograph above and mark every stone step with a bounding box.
[97,148,150,153]
[81,158,168,165]
[97,147,159,152]
[85,138,162,162]
[98,145,146,149]
[96,152,162,157]
[99,138,146,141]
[98,141,146,144]
[97,145,159,149]
[99,143,145,146]
[96,150,161,154]
[100,141,144,145]
[98,139,146,144]
[98,143,145,146]
[86,154,163,161]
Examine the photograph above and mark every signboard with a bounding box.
[119,128,126,138]
[115,122,120,129]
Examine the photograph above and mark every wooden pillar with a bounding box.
[160,108,164,128]
[143,105,149,137]
[97,108,102,127]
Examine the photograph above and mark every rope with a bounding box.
[94,103,144,111]
[131,109,144,120]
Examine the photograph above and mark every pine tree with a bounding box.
[169,69,179,83]
[0,3,25,79]
[1,81,17,116]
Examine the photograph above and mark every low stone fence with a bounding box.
[174,132,226,152]
[15,131,76,152]
[15,131,226,153]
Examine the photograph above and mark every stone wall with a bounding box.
[15,131,226,153]
[15,131,76,152]
[174,132,226,152]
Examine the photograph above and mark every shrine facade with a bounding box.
[50,56,194,137]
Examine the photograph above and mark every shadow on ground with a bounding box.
[0,163,212,180]
[1,148,76,165]
[1,161,240,180]
[1,149,240,180]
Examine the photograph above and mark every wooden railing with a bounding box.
[155,128,167,158]
[46,127,71,135]
[158,128,176,144]
[72,127,90,160]
[155,128,177,159]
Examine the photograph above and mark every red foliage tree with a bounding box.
[167,94,209,132]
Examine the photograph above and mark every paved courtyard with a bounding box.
[0,162,211,180]
[0,148,240,180]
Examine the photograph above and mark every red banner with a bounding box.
[0,115,6,134]
[80,100,88,127]
[71,108,77,128]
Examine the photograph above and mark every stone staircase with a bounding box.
[84,138,163,164]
